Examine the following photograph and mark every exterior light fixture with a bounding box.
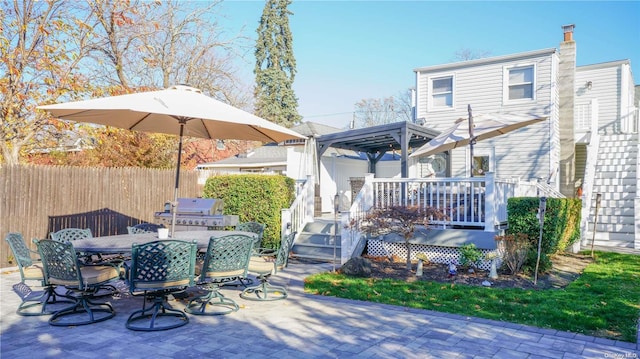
[586,81,593,90]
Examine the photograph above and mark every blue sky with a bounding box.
[218,0,640,129]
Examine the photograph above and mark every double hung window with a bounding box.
[430,76,453,109]
[506,65,534,101]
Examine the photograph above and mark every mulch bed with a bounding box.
[361,253,594,290]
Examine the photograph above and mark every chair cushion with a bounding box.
[247,257,275,275]
[200,269,246,278]
[50,265,120,287]
[133,279,192,290]
[22,264,44,280]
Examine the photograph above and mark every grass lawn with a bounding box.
[304,251,640,342]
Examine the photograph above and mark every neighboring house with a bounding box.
[30,131,96,154]
[197,122,368,212]
[412,24,638,250]
[197,121,418,213]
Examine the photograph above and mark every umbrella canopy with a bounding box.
[409,112,547,159]
[37,85,304,143]
[38,85,305,235]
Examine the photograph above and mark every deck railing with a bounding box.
[340,173,561,263]
[366,172,510,229]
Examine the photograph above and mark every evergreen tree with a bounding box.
[254,0,301,128]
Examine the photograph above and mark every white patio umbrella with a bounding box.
[38,85,305,235]
[410,108,547,175]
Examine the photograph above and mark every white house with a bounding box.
[411,24,638,250]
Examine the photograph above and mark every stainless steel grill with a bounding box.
[154,198,238,229]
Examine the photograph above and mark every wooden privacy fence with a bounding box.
[1,164,202,269]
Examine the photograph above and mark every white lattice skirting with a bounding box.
[366,239,502,271]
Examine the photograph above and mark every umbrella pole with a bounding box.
[170,120,186,237]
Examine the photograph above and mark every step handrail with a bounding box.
[281,175,315,244]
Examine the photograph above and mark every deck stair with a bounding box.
[583,133,638,249]
[291,217,341,263]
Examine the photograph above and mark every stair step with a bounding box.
[303,219,342,234]
[291,253,340,263]
[594,171,636,179]
[591,191,636,202]
[585,215,635,226]
[587,199,635,208]
[592,183,637,192]
[582,230,636,242]
[597,146,638,154]
[590,207,637,216]
[600,133,639,142]
[594,165,636,173]
[584,222,635,234]
[581,237,636,249]
[580,232,635,248]
[291,244,341,258]
[296,233,341,246]
[592,178,636,186]
[597,152,637,161]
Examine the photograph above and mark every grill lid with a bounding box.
[175,197,223,215]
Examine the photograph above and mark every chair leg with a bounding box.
[126,292,189,331]
[185,284,239,316]
[13,283,74,316]
[49,293,115,326]
[239,275,288,301]
[221,276,254,288]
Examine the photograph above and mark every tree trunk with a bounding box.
[405,239,412,271]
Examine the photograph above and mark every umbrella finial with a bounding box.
[169,85,202,93]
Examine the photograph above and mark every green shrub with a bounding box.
[507,197,581,273]
[202,174,296,248]
[459,243,483,269]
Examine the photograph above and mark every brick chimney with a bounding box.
[558,24,576,197]
[562,24,575,42]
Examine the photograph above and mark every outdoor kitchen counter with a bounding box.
[71,230,258,254]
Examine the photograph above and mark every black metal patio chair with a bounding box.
[35,239,121,326]
[126,239,197,331]
[235,221,266,253]
[185,234,254,315]
[240,232,295,301]
[5,232,73,316]
[127,223,165,235]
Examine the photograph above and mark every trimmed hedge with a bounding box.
[202,174,296,249]
[506,197,581,273]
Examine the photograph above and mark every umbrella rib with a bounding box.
[127,113,156,131]
[249,125,279,143]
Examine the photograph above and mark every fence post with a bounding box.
[280,208,292,243]
[305,175,315,223]
[484,172,496,232]
[363,173,375,211]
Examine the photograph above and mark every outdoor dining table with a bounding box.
[71,230,258,254]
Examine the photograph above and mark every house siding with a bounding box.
[576,62,627,134]
[414,50,557,182]
[320,156,368,212]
